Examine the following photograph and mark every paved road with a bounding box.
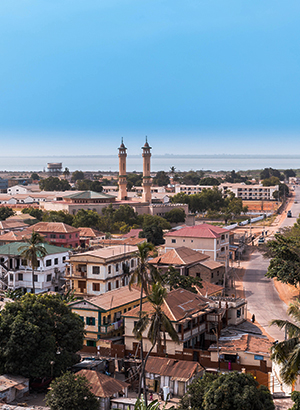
[243,186,300,341]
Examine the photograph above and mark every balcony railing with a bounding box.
[100,319,124,334]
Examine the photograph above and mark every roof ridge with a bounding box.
[164,298,177,321]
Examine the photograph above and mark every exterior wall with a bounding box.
[210,350,271,370]
[189,264,225,285]
[149,204,189,217]
[165,234,230,262]
[2,251,68,293]
[40,230,80,248]
[174,185,214,195]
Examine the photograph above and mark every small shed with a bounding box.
[76,370,129,410]
[145,357,203,397]
[0,374,29,404]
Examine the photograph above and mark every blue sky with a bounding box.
[0,0,300,156]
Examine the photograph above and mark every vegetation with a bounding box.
[71,170,85,182]
[76,179,103,192]
[22,207,44,221]
[133,282,178,404]
[0,207,14,220]
[46,371,99,410]
[127,173,143,191]
[271,299,300,385]
[265,221,300,287]
[164,208,186,224]
[42,210,75,225]
[289,391,300,410]
[18,232,48,293]
[153,171,170,186]
[161,266,202,293]
[30,172,40,181]
[178,372,274,410]
[39,176,71,191]
[224,169,248,183]
[0,293,84,378]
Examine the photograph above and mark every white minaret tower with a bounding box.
[118,138,127,200]
[142,136,152,202]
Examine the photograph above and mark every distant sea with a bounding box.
[0,155,300,173]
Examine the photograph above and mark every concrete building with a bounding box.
[66,245,138,296]
[164,223,230,262]
[27,222,80,248]
[69,286,146,345]
[0,242,69,293]
[118,139,127,200]
[142,138,152,202]
[7,184,41,195]
[0,374,29,404]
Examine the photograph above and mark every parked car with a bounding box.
[258,237,265,245]
[287,210,292,217]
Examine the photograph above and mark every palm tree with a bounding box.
[63,167,70,179]
[129,242,154,401]
[18,231,48,294]
[271,298,300,385]
[134,282,179,402]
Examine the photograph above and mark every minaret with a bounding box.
[118,138,127,200]
[142,136,152,202]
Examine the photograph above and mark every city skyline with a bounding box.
[0,1,299,156]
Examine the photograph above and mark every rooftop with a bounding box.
[76,369,129,398]
[145,356,202,381]
[123,288,209,322]
[28,222,79,234]
[165,223,228,239]
[149,247,209,266]
[0,242,70,256]
[209,333,272,356]
[63,190,116,200]
[78,227,105,238]
[71,245,137,260]
[196,281,224,297]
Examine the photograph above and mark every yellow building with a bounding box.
[69,286,146,347]
[66,245,138,296]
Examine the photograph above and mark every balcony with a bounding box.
[100,319,124,335]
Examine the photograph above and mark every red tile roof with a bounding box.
[209,334,272,356]
[165,224,228,239]
[122,229,143,238]
[76,370,129,398]
[78,227,105,238]
[149,247,209,266]
[28,222,79,234]
[123,288,209,322]
[195,281,224,297]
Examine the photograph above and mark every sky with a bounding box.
[0,0,300,156]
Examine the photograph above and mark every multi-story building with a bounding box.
[164,224,230,263]
[0,242,69,293]
[66,245,138,296]
[27,222,80,248]
[69,286,146,346]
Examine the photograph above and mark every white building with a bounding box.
[0,242,69,293]
[7,184,41,195]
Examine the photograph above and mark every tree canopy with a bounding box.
[71,170,85,182]
[179,372,274,410]
[0,293,84,378]
[164,208,186,224]
[152,171,170,186]
[39,177,71,191]
[0,207,14,221]
[161,267,202,293]
[46,371,99,410]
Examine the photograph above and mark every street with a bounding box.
[243,186,300,341]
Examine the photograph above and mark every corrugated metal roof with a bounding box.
[145,357,202,381]
[165,223,227,239]
[150,247,209,266]
[0,242,70,256]
[76,369,129,398]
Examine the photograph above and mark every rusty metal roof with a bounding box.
[76,369,129,398]
[145,357,202,381]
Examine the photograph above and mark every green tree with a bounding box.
[203,372,274,410]
[290,391,300,410]
[133,282,179,403]
[0,294,84,378]
[39,177,71,191]
[164,208,186,224]
[284,169,296,179]
[270,299,300,385]
[63,167,70,179]
[30,172,40,181]
[265,234,300,287]
[170,192,190,206]
[127,173,143,191]
[18,232,48,293]
[42,210,74,225]
[179,372,274,410]
[161,266,202,293]
[199,177,220,185]
[22,207,44,221]
[153,171,170,186]
[71,170,85,182]
[0,207,14,221]
[73,209,100,228]
[46,371,99,410]
[76,179,103,192]
[182,171,202,185]
[260,167,281,180]
[139,224,164,246]
[129,242,155,400]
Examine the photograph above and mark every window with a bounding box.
[211,272,214,279]
[47,274,52,282]
[22,259,27,266]
[116,280,119,288]
[69,234,72,239]
[18,273,23,281]
[108,265,111,274]
[92,266,100,275]
[93,283,100,291]
[9,274,13,282]
[50,234,56,239]
[62,257,66,263]
[46,260,51,267]
[108,282,111,291]
[237,309,241,318]
[191,240,193,243]
[86,317,95,326]
[131,259,134,268]
[171,239,176,243]
[116,263,119,272]
[87,340,96,347]
[54,258,58,265]
[34,275,38,282]
[59,234,65,239]
[76,233,78,237]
